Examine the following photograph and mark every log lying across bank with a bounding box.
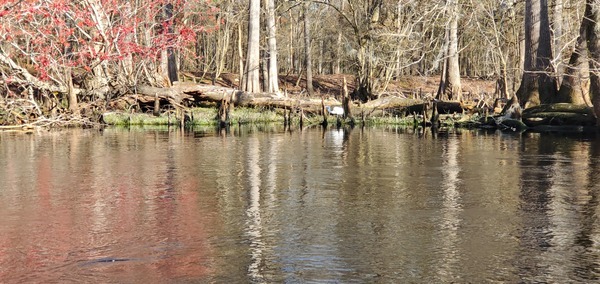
[115,82,430,116]
[128,83,329,114]
[522,103,596,127]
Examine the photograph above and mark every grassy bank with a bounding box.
[100,107,453,127]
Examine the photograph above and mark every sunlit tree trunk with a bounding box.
[557,2,590,105]
[446,0,461,101]
[86,0,111,96]
[164,3,178,84]
[438,0,462,101]
[264,0,279,93]
[553,0,564,86]
[244,0,261,93]
[516,0,556,108]
[334,31,342,74]
[238,23,245,90]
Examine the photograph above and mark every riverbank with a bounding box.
[3,74,598,133]
[1,74,494,128]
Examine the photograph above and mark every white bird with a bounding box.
[326,105,344,116]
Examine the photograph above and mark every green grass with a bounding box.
[102,107,285,126]
[101,107,485,129]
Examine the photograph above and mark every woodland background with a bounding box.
[2,0,600,124]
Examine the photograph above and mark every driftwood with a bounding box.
[522,103,594,115]
[134,83,326,113]
[122,83,480,123]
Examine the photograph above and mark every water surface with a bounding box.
[1,126,600,283]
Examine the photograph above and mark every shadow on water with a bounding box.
[514,132,600,282]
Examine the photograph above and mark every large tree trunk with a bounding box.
[553,0,564,87]
[164,3,178,84]
[214,3,231,82]
[516,0,556,108]
[86,0,111,96]
[586,0,600,124]
[438,0,462,101]
[264,0,280,94]
[303,2,315,96]
[353,1,382,102]
[436,27,449,100]
[244,0,261,93]
[334,31,342,74]
[557,2,591,105]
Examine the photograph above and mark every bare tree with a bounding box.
[304,2,315,95]
[586,0,600,123]
[516,0,556,108]
[557,0,591,105]
[437,0,462,101]
[244,0,261,93]
[163,3,178,85]
[264,0,280,93]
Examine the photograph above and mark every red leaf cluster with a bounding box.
[1,0,220,83]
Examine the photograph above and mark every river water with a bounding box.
[1,126,600,283]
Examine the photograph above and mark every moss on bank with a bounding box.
[101,107,436,127]
[102,107,283,126]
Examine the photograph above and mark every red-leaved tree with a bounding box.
[0,0,218,112]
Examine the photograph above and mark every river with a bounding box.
[1,126,600,283]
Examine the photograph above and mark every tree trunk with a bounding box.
[304,2,315,96]
[215,4,231,82]
[86,0,111,96]
[443,0,462,101]
[244,0,261,93]
[553,0,564,86]
[288,10,295,74]
[516,0,556,108]
[66,68,78,113]
[161,3,178,85]
[586,0,600,124]
[557,2,591,105]
[238,23,245,90]
[436,27,449,100]
[318,39,324,75]
[334,31,342,74]
[264,0,280,94]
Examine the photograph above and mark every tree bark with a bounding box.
[557,2,591,105]
[586,0,600,124]
[264,0,280,94]
[304,2,315,96]
[164,3,178,84]
[238,23,245,90]
[443,0,462,101]
[244,0,261,93]
[553,0,564,86]
[516,0,556,108]
[335,31,342,74]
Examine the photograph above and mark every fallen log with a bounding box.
[522,103,594,115]
[522,111,596,126]
[521,103,596,127]
[121,83,346,115]
[362,97,422,109]
[126,83,477,120]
